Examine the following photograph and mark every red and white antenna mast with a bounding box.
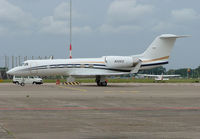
[69,43,72,59]
[69,0,72,59]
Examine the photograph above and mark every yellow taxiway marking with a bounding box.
[58,85,87,92]
[120,91,140,93]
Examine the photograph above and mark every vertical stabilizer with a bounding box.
[141,34,188,61]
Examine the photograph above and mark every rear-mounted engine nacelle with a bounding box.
[105,56,140,68]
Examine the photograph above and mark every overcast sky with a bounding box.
[0,0,199,69]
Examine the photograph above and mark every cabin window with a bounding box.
[76,64,80,68]
[69,64,76,68]
[80,64,85,68]
[89,64,94,68]
[67,64,72,68]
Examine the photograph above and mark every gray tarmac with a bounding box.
[0,83,200,139]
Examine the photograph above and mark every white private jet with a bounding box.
[7,34,188,86]
[138,74,180,81]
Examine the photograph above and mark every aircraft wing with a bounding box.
[138,74,158,77]
[70,72,130,77]
[161,75,180,77]
[68,61,142,77]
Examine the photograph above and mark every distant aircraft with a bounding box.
[138,74,180,81]
[7,34,188,86]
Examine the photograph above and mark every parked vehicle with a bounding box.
[13,76,43,86]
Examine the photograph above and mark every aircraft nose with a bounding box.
[6,69,15,75]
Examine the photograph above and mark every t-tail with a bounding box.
[140,34,189,69]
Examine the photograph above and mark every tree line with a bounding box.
[139,66,200,78]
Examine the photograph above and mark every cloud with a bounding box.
[0,25,7,36]
[73,26,92,34]
[39,2,92,35]
[99,0,153,33]
[152,22,174,32]
[0,0,35,36]
[53,2,69,20]
[99,24,141,33]
[39,16,67,35]
[41,0,150,35]
[39,16,92,35]
[0,0,92,36]
[171,8,200,22]
[107,0,154,25]
[153,8,200,32]
[53,2,80,20]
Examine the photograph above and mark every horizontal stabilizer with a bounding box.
[160,34,191,39]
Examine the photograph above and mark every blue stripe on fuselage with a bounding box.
[18,61,168,73]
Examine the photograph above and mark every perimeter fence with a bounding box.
[0,55,53,69]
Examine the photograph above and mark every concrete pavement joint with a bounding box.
[104,90,140,93]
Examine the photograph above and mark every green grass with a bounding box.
[0,78,199,83]
[36,78,200,83]
[0,79,12,83]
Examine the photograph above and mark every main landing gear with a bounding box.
[97,81,107,86]
[96,76,108,86]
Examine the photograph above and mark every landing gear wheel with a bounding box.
[101,81,107,86]
[97,81,107,86]
[20,82,25,86]
[97,81,101,86]
[96,76,108,86]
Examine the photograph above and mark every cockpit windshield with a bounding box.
[22,62,29,66]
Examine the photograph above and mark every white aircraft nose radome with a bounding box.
[7,69,15,75]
